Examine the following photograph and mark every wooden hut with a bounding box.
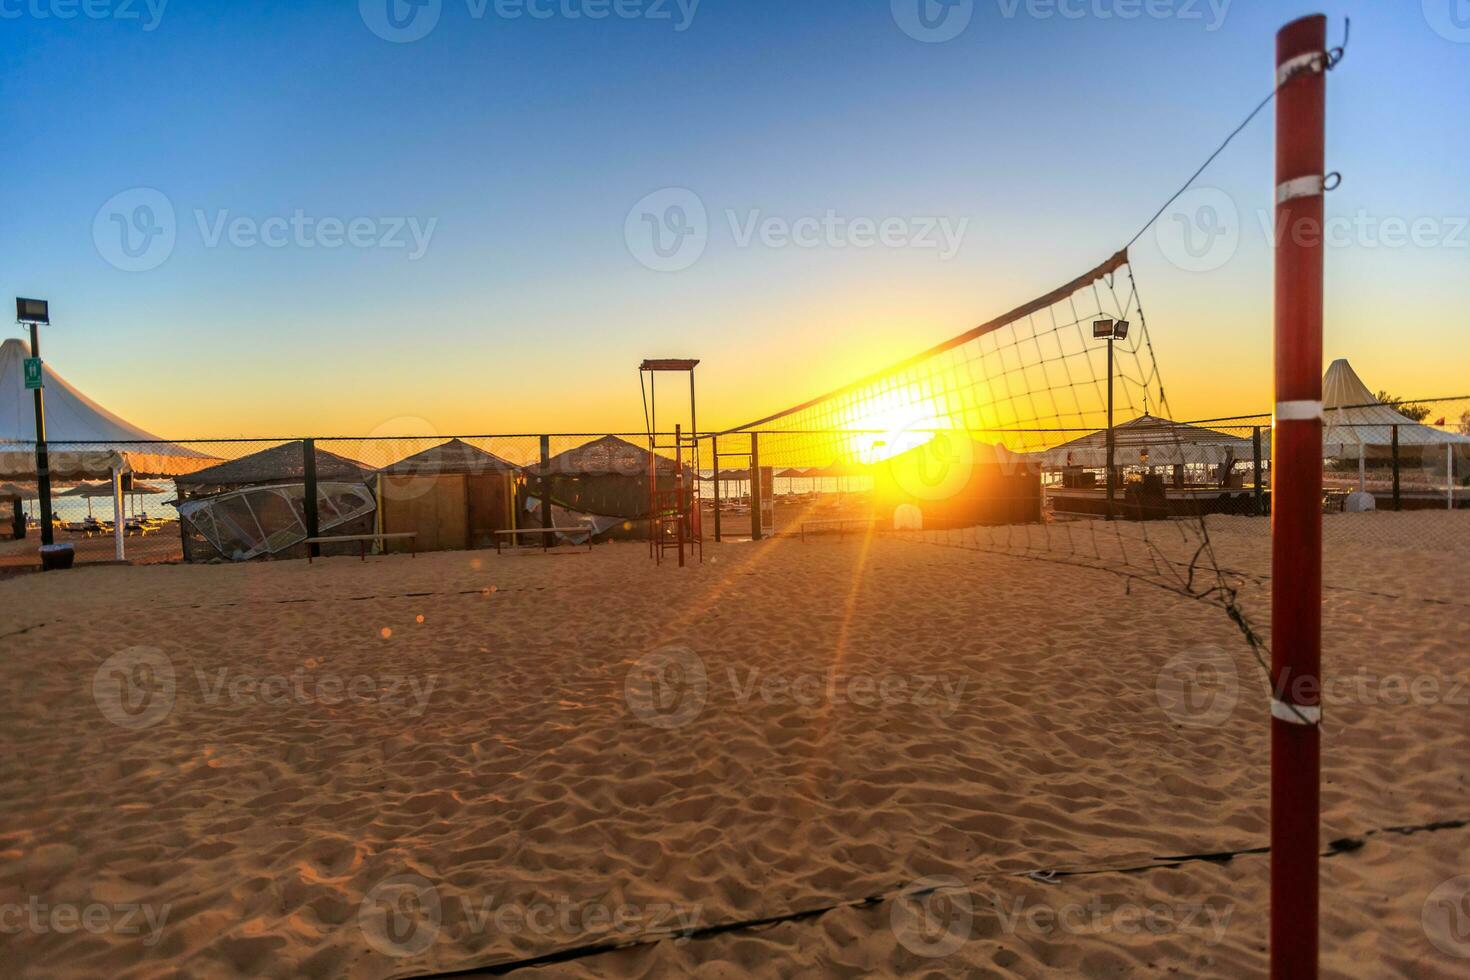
[376,439,519,553]
[527,435,676,538]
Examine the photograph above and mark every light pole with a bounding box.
[1093,318,1130,521]
[16,299,54,547]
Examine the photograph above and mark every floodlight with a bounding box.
[1092,318,1114,339]
[16,298,49,325]
[1113,320,1130,340]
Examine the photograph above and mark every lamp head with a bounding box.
[16,298,49,325]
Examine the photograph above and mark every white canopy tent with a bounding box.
[0,338,218,557]
[1312,359,1469,502]
[1036,414,1253,470]
[1320,358,1470,457]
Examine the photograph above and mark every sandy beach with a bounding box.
[1,517,1466,978]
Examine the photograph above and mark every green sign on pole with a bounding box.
[23,357,43,390]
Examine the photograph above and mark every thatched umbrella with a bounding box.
[61,479,167,518]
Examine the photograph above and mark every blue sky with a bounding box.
[3,0,1467,436]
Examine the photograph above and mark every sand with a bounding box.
[0,516,1466,978]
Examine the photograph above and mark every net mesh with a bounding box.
[711,250,1248,611]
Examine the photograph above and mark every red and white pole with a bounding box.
[1272,14,1326,980]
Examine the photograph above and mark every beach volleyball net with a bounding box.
[712,249,1251,610]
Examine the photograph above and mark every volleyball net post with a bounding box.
[1271,13,1327,980]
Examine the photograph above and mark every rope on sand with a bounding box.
[402,815,1467,979]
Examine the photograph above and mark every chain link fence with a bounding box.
[1,398,1465,569]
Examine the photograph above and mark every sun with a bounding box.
[838,388,958,465]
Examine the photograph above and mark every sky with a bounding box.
[2,0,1467,440]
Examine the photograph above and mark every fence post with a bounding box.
[749,432,762,541]
[1253,426,1264,516]
[1271,15,1326,980]
[302,439,320,560]
[675,424,685,566]
[1391,425,1400,511]
[711,434,722,543]
[539,435,552,538]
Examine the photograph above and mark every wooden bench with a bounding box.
[304,532,417,563]
[494,526,594,553]
[800,518,881,543]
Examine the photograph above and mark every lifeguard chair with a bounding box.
[639,359,702,566]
